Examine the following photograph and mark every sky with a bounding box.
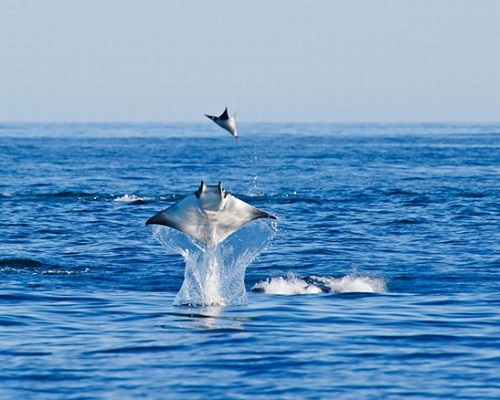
[0,0,499,123]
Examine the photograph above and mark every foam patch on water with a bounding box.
[114,194,147,202]
[252,273,387,295]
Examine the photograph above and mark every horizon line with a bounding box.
[2,120,500,125]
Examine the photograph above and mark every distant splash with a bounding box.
[113,194,148,202]
[252,273,387,295]
[152,219,277,306]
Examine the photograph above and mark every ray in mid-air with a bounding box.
[205,108,238,139]
[146,181,275,248]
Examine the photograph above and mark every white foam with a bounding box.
[253,274,324,295]
[316,274,387,293]
[114,194,146,202]
[43,268,91,275]
[253,273,387,295]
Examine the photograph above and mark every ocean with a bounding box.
[0,122,499,399]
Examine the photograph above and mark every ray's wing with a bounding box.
[146,192,276,246]
[146,194,209,244]
[219,108,229,120]
[213,194,276,243]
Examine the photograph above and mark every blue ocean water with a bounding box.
[0,122,499,399]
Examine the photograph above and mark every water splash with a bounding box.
[152,219,277,306]
[252,273,387,295]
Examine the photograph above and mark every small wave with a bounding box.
[53,191,93,198]
[0,259,45,268]
[385,188,416,196]
[459,191,486,199]
[390,218,424,225]
[252,273,387,295]
[0,266,90,275]
[0,259,89,275]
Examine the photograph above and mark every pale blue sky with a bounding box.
[0,0,499,122]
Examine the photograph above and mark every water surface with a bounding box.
[1,123,499,398]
